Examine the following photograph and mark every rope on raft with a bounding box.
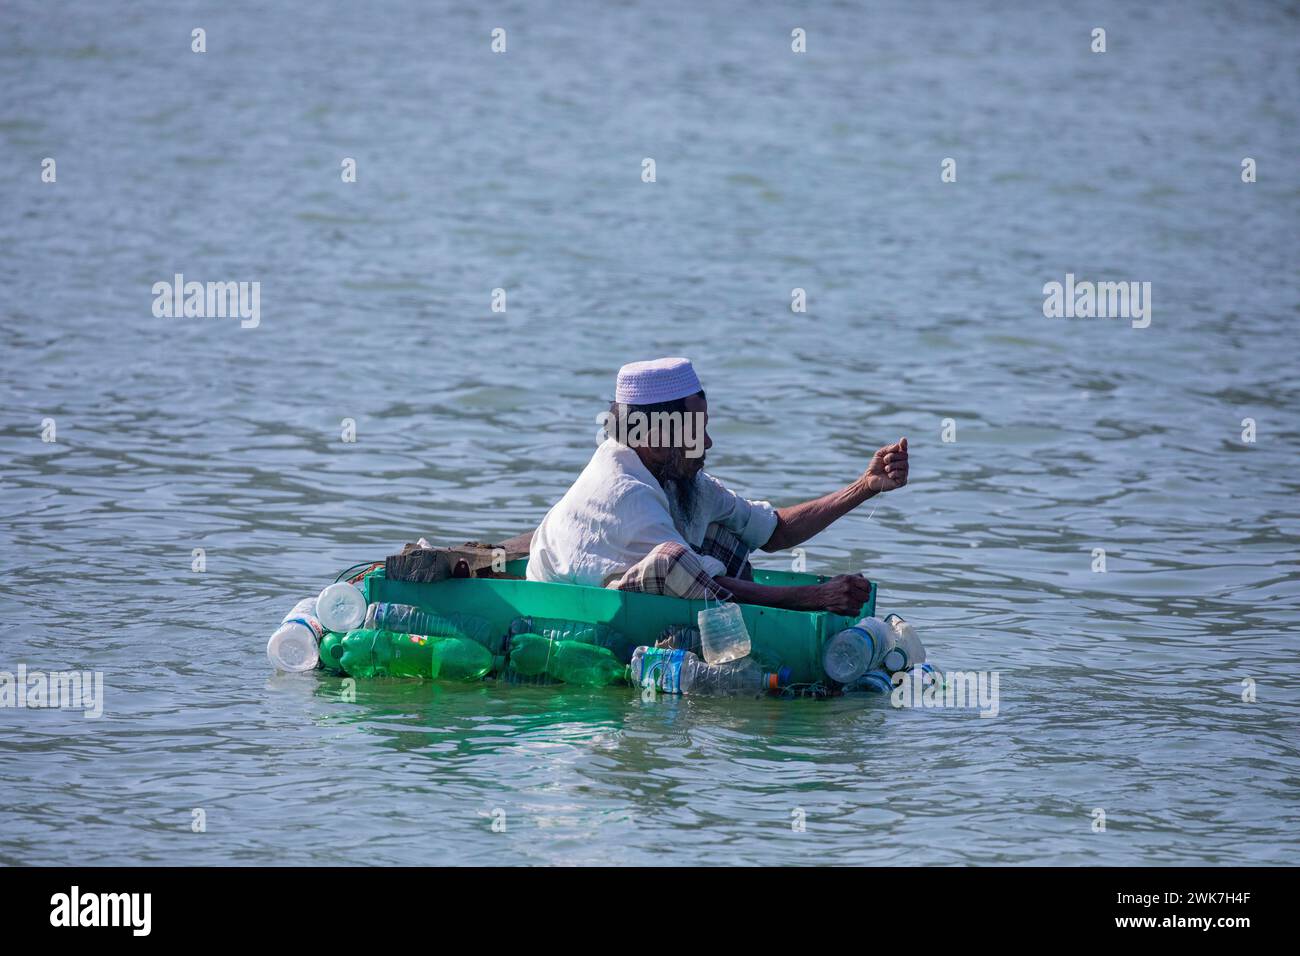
[334,561,384,584]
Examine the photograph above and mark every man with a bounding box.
[525,357,908,616]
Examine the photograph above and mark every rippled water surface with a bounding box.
[2,0,1298,865]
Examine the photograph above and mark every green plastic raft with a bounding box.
[347,558,876,686]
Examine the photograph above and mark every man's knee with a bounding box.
[647,541,689,564]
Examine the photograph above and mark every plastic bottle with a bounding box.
[338,629,492,681]
[844,669,895,694]
[821,617,892,685]
[318,632,347,674]
[430,637,495,681]
[338,628,429,678]
[509,616,636,661]
[509,616,601,644]
[507,633,627,686]
[628,647,684,692]
[917,662,944,691]
[364,603,496,652]
[883,613,926,671]
[628,646,790,697]
[656,624,702,655]
[267,598,323,672]
[315,582,367,633]
[697,602,751,664]
[881,647,906,673]
[497,668,562,687]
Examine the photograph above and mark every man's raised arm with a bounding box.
[760,437,908,553]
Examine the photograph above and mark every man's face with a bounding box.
[627,393,713,484]
[680,393,712,475]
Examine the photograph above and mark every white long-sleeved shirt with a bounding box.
[527,440,778,586]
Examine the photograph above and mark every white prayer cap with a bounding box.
[614,357,703,405]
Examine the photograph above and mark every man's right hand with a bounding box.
[813,573,874,616]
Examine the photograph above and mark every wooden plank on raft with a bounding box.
[385,539,530,583]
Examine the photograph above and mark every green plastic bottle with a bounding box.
[509,616,637,661]
[318,632,347,675]
[429,636,494,681]
[338,630,492,681]
[508,633,628,687]
[339,628,430,678]
[365,603,500,653]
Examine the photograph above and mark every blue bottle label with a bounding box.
[641,648,684,694]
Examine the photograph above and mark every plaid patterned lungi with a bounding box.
[605,523,755,601]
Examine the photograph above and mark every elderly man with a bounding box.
[524,357,908,616]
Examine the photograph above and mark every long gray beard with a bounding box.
[662,473,699,532]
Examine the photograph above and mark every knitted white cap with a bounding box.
[614,357,702,405]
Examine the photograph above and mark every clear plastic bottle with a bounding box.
[656,624,702,655]
[882,646,913,673]
[821,617,892,685]
[628,646,789,697]
[267,598,323,672]
[697,603,751,664]
[315,582,367,633]
[883,613,926,671]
